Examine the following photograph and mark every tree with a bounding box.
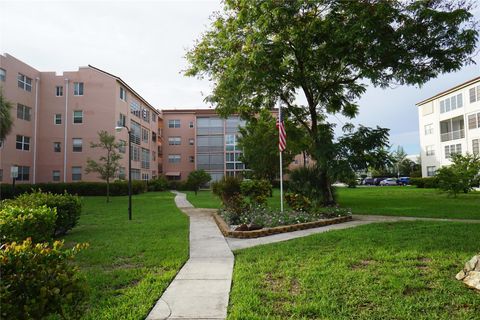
[238,109,304,182]
[186,0,477,205]
[85,131,122,202]
[187,170,212,195]
[436,153,480,197]
[0,91,14,141]
[392,146,408,178]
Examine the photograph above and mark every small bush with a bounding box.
[410,177,439,188]
[212,176,242,204]
[0,205,56,244]
[284,192,311,211]
[0,239,88,319]
[289,166,337,206]
[240,179,272,205]
[8,191,82,237]
[167,180,189,191]
[148,176,169,191]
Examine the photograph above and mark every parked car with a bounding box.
[362,178,375,185]
[398,177,410,185]
[380,178,398,186]
[373,177,387,185]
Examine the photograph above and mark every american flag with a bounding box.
[276,112,287,152]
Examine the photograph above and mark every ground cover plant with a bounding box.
[228,221,480,319]
[61,191,189,320]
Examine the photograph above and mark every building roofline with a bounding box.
[161,108,217,114]
[416,76,480,106]
[87,65,160,114]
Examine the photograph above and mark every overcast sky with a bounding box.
[1,0,479,155]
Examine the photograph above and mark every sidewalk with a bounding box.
[146,192,233,320]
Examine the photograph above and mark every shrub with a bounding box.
[148,176,169,191]
[187,170,212,195]
[0,239,88,319]
[8,191,82,237]
[240,179,272,205]
[212,176,242,204]
[284,192,311,212]
[0,205,56,244]
[410,177,439,188]
[289,166,337,206]
[436,153,480,196]
[167,180,189,191]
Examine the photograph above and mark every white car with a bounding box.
[379,178,398,186]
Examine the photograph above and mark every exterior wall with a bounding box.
[417,77,480,177]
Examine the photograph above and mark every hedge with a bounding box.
[0,180,147,200]
[410,177,439,188]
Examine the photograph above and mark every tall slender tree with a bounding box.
[186,0,478,205]
[0,91,13,141]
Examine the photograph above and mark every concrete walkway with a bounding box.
[146,191,234,320]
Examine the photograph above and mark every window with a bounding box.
[17,73,32,91]
[168,136,181,145]
[469,85,480,103]
[17,166,30,181]
[168,119,180,128]
[52,170,60,182]
[427,166,436,177]
[118,113,126,127]
[72,167,82,181]
[130,169,140,180]
[53,142,61,152]
[118,140,126,153]
[0,68,5,81]
[141,148,150,169]
[467,112,480,130]
[189,138,194,145]
[189,156,195,163]
[118,167,126,180]
[142,108,150,122]
[473,139,479,155]
[439,93,463,113]
[168,154,181,163]
[16,135,30,151]
[130,121,141,144]
[130,101,141,117]
[424,124,433,135]
[152,113,157,122]
[189,121,194,128]
[120,87,127,101]
[73,82,84,96]
[425,145,435,156]
[152,131,157,142]
[142,173,150,181]
[141,127,149,142]
[72,138,83,152]
[54,113,62,125]
[17,104,31,121]
[130,145,140,161]
[56,86,63,97]
[73,110,83,124]
[152,151,156,161]
[445,144,462,159]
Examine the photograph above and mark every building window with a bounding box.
[142,108,150,123]
[130,145,140,161]
[168,119,180,128]
[473,139,479,155]
[152,151,156,161]
[17,104,31,121]
[130,100,141,117]
[73,110,83,124]
[424,124,433,135]
[141,127,149,142]
[445,143,462,159]
[118,167,126,180]
[118,140,126,153]
[469,85,480,103]
[52,170,61,182]
[189,121,194,128]
[72,138,83,152]
[189,138,194,145]
[439,93,463,113]
[142,173,150,181]
[16,135,30,151]
[131,169,141,180]
[152,131,157,142]
[54,113,62,125]
[168,154,181,163]
[189,156,195,163]
[467,112,480,130]
[0,68,6,81]
[17,166,30,181]
[141,148,150,169]
[56,86,63,97]
[152,113,157,122]
[17,73,32,92]
[53,142,61,152]
[425,145,435,156]
[168,136,181,145]
[73,82,84,96]
[120,87,127,101]
[130,121,141,145]
[72,167,82,181]
[426,166,436,177]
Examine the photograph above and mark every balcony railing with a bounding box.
[440,129,464,142]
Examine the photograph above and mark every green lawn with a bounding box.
[228,221,480,319]
[186,187,480,220]
[63,192,189,320]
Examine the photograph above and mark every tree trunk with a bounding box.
[106,177,110,203]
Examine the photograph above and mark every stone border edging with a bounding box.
[213,212,353,239]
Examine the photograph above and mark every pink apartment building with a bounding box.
[0,53,160,184]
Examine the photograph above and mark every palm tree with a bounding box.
[0,91,13,140]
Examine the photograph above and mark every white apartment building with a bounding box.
[417,77,480,177]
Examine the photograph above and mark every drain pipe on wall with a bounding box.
[33,77,40,184]
[63,79,69,182]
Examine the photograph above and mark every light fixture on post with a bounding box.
[115,125,132,220]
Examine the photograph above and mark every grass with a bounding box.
[186,187,480,220]
[62,192,189,320]
[228,221,480,319]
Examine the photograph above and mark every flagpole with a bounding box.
[279,101,284,212]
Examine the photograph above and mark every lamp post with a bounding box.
[115,125,132,220]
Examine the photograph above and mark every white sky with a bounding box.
[1,0,479,155]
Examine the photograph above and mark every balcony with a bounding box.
[440,129,465,142]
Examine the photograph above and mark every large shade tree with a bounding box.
[186,0,478,205]
[0,91,14,141]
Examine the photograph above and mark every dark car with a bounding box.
[398,177,410,185]
[362,178,375,185]
[373,177,386,185]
